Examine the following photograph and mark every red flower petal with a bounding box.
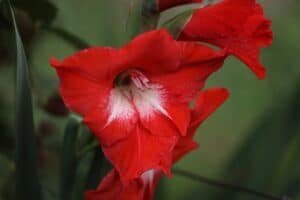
[84,169,162,200]
[83,91,138,146]
[190,88,230,130]
[142,42,226,137]
[158,0,203,12]
[119,29,181,75]
[50,62,111,115]
[102,124,178,182]
[50,47,119,115]
[178,0,273,79]
[172,88,229,163]
[138,107,183,138]
[50,47,119,85]
[150,42,227,104]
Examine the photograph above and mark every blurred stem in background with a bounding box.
[46,26,90,50]
[173,168,290,200]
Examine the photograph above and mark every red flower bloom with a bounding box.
[50,29,226,182]
[84,88,229,200]
[178,0,273,79]
[158,0,202,12]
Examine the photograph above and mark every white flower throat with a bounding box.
[105,70,170,126]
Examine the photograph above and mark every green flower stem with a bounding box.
[47,26,90,49]
[173,168,290,200]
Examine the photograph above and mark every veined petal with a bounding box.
[190,88,230,130]
[102,124,178,183]
[138,108,180,138]
[150,42,226,104]
[143,43,226,136]
[50,47,119,84]
[162,102,191,136]
[50,68,110,115]
[84,88,138,147]
[179,42,228,66]
[178,0,273,79]
[50,47,119,115]
[119,29,181,75]
[131,83,187,137]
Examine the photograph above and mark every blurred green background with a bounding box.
[0,0,300,199]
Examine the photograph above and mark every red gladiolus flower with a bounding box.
[178,0,273,79]
[50,29,226,182]
[158,0,202,12]
[84,88,229,200]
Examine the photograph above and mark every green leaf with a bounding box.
[8,1,43,199]
[159,9,193,38]
[59,118,80,200]
[84,149,104,190]
[84,148,112,190]
[125,0,143,39]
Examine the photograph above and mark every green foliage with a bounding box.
[59,118,80,200]
[159,9,194,38]
[8,0,42,199]
[85,149,106,190]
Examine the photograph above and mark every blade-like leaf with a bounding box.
[60,118,80,200]
[85,148,105,190]
[126,0,143,38]
[159,9,194,38]
[69,147,109,200]
[8,1,42,199]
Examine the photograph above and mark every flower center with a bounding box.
[107,69,168,125]
[114,70,151,92]
[114,72,132,87]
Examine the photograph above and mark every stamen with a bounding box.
[114,69,150,89]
